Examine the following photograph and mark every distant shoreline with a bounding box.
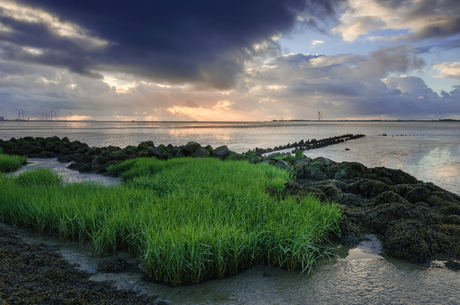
[0,119,459,123]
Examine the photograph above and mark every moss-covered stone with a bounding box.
[274,160,291,171]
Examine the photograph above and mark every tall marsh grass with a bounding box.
[0,148,27,172]
[0,158,341,285]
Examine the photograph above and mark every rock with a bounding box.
[204,145,215,157]
[317,184,342,196]
[359,180,389,197]
[225,153,246,161]
[246,154,261,164]
[184,142,201,153]
[274,160,291,171]
[45,136,61,142]
[295,157,312,166]
[293,164,304,179]
[335,162,366,179]
[96,256,129,272]
[369,191,409,207]
[304,162,324,175]
[312,157,336,166]
[148,146,163,157]
[445,260,460,270]
[57,155,73,163]
[383,219,435,262]
[295,150,304,158]
[174,150,185,158]
[404,186,432,204]
[264,153,284,161]
[38,151,56,158]
[192,147,209,158]
[160,153,173,160]
[215,145,232,159]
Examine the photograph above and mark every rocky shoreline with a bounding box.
[1,136,460,268]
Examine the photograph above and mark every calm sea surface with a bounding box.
[1,120,459,194]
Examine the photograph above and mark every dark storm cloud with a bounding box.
[4,0,339,89]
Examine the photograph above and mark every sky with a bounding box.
[0,0,459,121]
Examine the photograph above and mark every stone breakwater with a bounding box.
[1,136,460,268]
[254,134,365,155]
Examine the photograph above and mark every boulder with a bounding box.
[184,142,201,153]
[148,146,163,157]
[225,153,246,161]
[160,153,173,160]
[404,186,432,204]
[274,160,291,171]
[264,153,285,161]
[215,145,232,159]
[192,147,210,158]
[204,145,215,157]
[312,157,336,166]
[369,191,409,207]
[335,162,366,179]
[304,162,324,175]
[359,180,390,197]
[246,154,261,164]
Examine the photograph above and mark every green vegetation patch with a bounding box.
[0,149,27,173]
[0,158,341,285]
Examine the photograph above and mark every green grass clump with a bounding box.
[0,149,27,172]
[15,168,65,187]
[0,157,341,285]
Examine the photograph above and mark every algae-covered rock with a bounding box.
[225,153,246,161]
[283,155,295,164]
[369,191,409,207]
[317,184,342,196]
[293,164,304,179]
[192,147,210,158]
[148,146,163,157]
[295,150,304,158]
[205,145,215,157]
[274,160,291,171]
[312,157,336,166]
[246,154,261,164]
[359,180,390,197]
[404,186,432,204]
[184,142,201,153]
[264,152,285,161]
[304,162,324,175]
[383,220,435,262]
[295,157,311,166]
[335,162,366,179]
[215,145,231,159]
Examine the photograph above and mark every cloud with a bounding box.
[433,62,460,79]
[311,40,325,48]
[0,0,340,90]
[333,0,460,43]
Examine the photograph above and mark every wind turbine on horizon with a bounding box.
[49,107,56,121]
[69,109,72,121]
[14,108,22,120]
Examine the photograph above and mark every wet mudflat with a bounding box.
[2,223,460,305]
[0,226,159,305]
